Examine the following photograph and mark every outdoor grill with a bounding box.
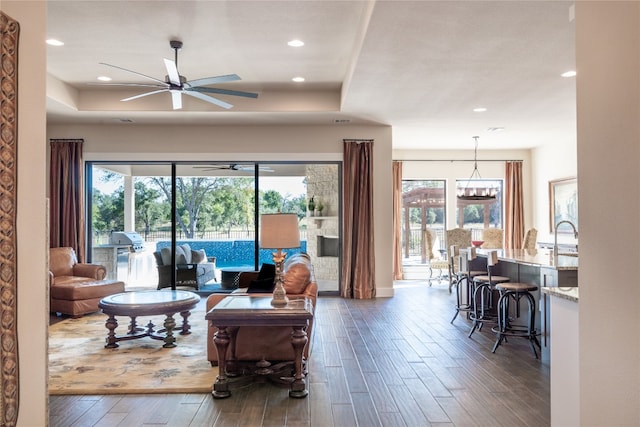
[109,231,145,252]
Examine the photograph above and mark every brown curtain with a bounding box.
[342,139,375,299]
[505,161,524,249]
[392,161,403,280]
[49,139,86,261]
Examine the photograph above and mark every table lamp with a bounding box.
[260,213,300,306]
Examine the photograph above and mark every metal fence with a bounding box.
[93,228,308,246]
[403,227,484,257]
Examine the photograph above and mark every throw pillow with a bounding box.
[191,249,207,264]
[257,263,276,281]
[282,262,311,294]
[179,244,192,263]
[160,247,172,266]
[175,245,188,264]
[247,278,276,293]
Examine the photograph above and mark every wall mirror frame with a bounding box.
[549,176,578,233]
[0,10,20,426]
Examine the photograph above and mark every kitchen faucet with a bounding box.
[553,220,578,259]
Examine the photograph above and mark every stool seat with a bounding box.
[492,282,541,358]
[496,282,538,292]
[473,275,511,284]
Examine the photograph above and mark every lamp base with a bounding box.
[271,280,289,306]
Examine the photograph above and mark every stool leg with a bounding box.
[451,274,470,324]
[491,291,509,353]
[524,292,541,358]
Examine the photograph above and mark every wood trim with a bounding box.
[0,10,20,427]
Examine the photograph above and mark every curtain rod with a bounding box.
[395,159,523,162]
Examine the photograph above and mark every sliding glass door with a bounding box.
[87,161,340,293]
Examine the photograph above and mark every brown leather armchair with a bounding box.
[206,254,318,369]
[49,247,125,317]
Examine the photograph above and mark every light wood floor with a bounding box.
[49,280,550,426]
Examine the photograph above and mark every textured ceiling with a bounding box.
[46,0,576,150]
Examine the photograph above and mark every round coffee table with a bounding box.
[98,290,200,348]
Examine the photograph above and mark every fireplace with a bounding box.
[317,235,339,257]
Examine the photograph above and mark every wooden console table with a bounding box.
[205,296,313,399]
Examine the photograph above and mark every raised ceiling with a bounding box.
[46,0,576,150]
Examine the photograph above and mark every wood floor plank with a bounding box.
[69,395,123,427]
[325,366,351,404]
[330,403,357,427]
[341,357,368,393]
[410,361,453,398]
[308,382,334,427]
[351,392,383,427]
[362,372,401,414]
[48,282,550,427]
[403,377,451,424]
[386,384,431,427]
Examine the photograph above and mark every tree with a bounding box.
[92,188,124,233]
[134,180,167,238]
[150,177,225,238]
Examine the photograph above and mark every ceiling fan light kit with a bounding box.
[97,40,258,110]
[457,136,498,201]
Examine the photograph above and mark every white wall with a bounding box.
[47,124,396,297]
[531,141,577,245]
[2,2,49,426]
[575,2,640,425]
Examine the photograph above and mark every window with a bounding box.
[401,180,446,265]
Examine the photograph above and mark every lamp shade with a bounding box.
[260,213,300,249]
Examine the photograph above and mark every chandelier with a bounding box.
[457,136,498,201]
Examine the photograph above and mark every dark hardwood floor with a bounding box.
[49,280,550,426]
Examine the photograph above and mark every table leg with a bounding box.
[289,326,309,398]
[212,326,231,398]
[179,310,192,335]
[104,314,119,348]
[162,314,177,348]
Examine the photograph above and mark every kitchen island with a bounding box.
[541,286,579,425]
[465,248,578,363]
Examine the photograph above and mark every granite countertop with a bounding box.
[473,248,579,270]
[541,286,579,303]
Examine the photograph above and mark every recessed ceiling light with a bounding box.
[46,39,64,46]
[473,107,487,112]
[292,76,305,82]
[287,39,304,47]
[97,76,112,82]
[561,70,577,77]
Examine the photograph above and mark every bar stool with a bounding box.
[468,250,511,338]
[450,246,485,324]
[491,282,542,358]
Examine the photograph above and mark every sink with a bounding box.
[557,252,578,257]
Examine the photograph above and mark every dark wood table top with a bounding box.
[206,296,313,326]
[99,290,201,316]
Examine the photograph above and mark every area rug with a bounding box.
[48,300,217,395]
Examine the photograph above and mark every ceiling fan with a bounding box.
[94,40,258,110]
[193,164,274,172]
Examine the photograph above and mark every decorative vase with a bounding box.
[308,196,315,216]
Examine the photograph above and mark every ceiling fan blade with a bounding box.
[88,82,168,89]
[170,91,182,110]
[185,74,241,88]
[190,87,258,99]
[183,90,233,109]
[121,89,169,102]
[163,58,182,86]
[100,62,166,84]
